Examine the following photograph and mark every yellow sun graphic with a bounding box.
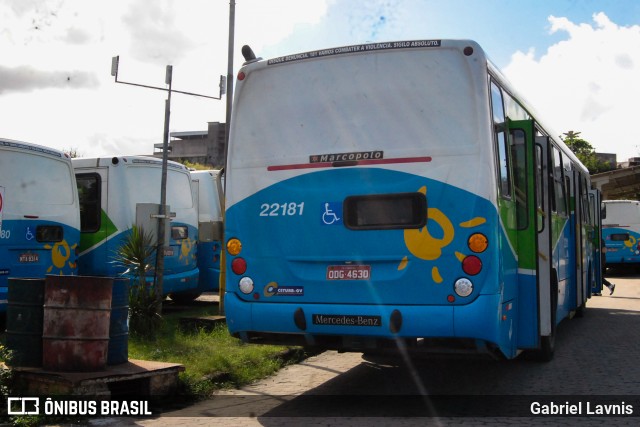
[44,240,77,274]
[179,238,197,264]
[398,185,486,285]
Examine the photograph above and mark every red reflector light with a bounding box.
[231,257,247,275]
[237,71,246,81]
[462,255,482,276]
[447,295,455,303]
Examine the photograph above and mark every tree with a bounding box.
[561,131,613,174]
[63,147,82,158]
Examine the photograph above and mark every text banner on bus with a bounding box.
[268,40,442,65]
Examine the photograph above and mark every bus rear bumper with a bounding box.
[155,268,200,296]
[225,292,507,355]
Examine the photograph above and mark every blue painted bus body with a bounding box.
[191,170,223,294]
[602,200,640,267]
[196,240,221,292]
[225,168,520,358]
[1,139,80,312]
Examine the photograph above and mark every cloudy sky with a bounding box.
[1,0,640,162]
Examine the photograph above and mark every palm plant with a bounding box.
[112,225,162,338]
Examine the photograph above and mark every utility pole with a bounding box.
[226,0,235,138]
[110,57,224,311]
[155,65,173,309]
[218,0,235,316]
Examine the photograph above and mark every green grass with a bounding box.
[127,302,307,399]
[0,301,308,404]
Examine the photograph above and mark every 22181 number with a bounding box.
[260,202,305,217]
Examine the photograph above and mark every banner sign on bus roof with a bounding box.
[267,40,442,65]
[0,140,63,158]
[131,158,185,171]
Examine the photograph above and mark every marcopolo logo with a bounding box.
[309,150,383,164]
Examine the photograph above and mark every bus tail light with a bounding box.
[239,277,254,294]
[454,278,474,297]
[468,233,488,253]
[231,257,247,275]
[462,255,482,276]
[227,238,242,256]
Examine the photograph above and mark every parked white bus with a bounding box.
[0,138,80,312]
[602,199,640,267]
[72,156,199,298]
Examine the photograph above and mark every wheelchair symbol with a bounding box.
[322,203,341,225]
[25,226,35,241]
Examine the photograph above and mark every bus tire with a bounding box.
[575,267,588,318]
[170,291,203,303]
[575,302,586,318]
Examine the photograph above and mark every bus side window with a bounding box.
[76,173,101,233]
[589,193,596,225]
[535,144,544,233]
[551,146,567,217]
[491,81,511,199]
[510,129,528,229]
[582,176,590,224]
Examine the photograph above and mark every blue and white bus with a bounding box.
[190,169,224,297]
[602,199,640,268]
[223,40,599,360]
[0,138,80,312]
[72,156,199,299]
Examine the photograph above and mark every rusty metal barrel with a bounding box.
[107,278,130,365]
[5,278,45,367]
[42,275,113,372]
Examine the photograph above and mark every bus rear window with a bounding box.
[0,151,74,205]
[36,225,63,242]
[344,192,427,230]
[610,233,630,242]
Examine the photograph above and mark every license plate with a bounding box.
[19,253,39,263]
[163,247,174,257]
[326,265,371,280]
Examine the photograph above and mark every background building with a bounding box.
[592,154,640,200]
[154,121,226,167]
